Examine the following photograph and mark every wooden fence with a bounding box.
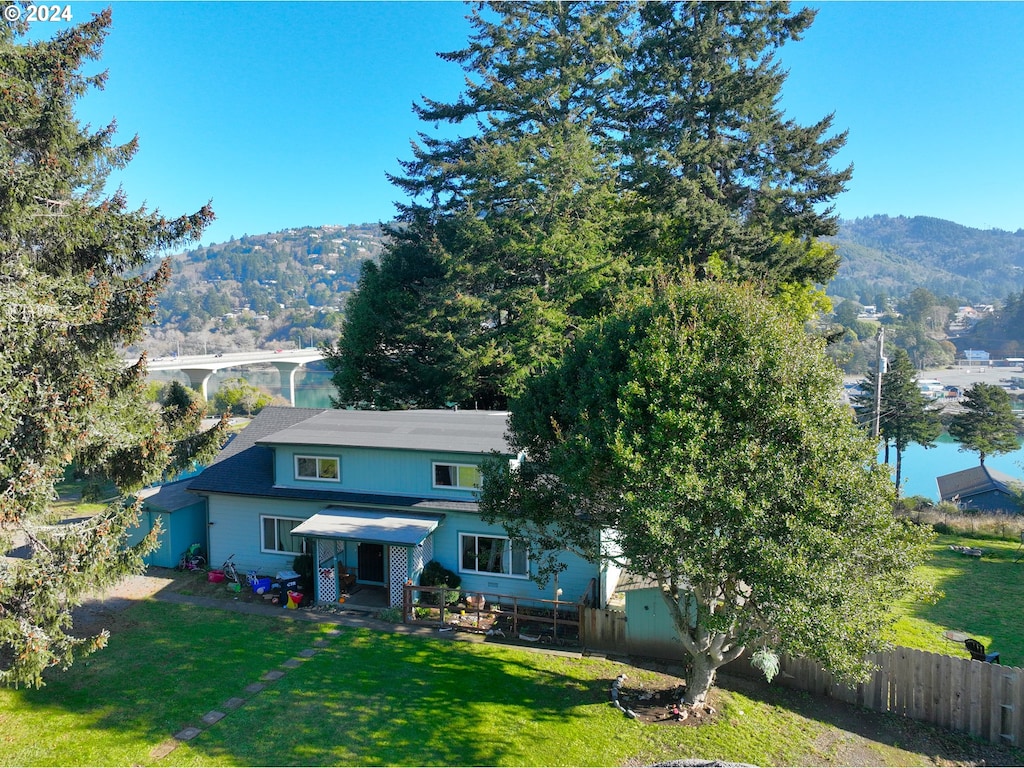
[578,607,1023,747]
[579,607,628,653]
[739,647,1024,747]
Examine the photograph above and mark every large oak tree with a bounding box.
[480,279,931,708]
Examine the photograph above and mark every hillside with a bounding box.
[829,215,1024,303]
[137,223,387,356]
[135,215,1024,356]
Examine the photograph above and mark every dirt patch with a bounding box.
[71,568,181,634]
[613,674,721,726]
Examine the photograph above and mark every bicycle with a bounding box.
[177,543,206,571]
[221,554,241,584]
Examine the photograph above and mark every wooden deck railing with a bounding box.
[402,584,580,641]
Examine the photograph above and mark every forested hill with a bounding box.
[144,223,386,356]
[140,216,1024,355]
[829,215,1024,303]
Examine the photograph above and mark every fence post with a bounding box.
[1012,665,1024,745]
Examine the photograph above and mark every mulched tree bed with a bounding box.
[611,673,719,726]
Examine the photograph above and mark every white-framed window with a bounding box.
[433,462,481,490]
[261,515,311,555]
[460,533,528,578]
[295,454,340,482]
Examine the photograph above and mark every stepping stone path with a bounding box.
[149,629,345,760]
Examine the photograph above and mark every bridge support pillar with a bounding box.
[179,368,215,401]
[271,361,305,406]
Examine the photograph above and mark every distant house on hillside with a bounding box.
[937,465,1024,514]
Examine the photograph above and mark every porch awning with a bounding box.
[290,508,442,547]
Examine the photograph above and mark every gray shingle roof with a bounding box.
[258,408,512,455]
[187,407,324,496]
[936,464,1023,501]
[137,477,204,512]
[186,407,486,513]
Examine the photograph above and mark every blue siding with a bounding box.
[624,587,690,660]
[269,444,487,502]
[962,491,1022,513]
[204,492,600,605]
[125,500,206,569]
[426,511,598,605]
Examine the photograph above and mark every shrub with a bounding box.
[896,504,1022,540]
[894,495,934,514]
[419,560,461,605]
[377,606,402,623]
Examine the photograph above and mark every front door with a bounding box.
[357,543,385,583]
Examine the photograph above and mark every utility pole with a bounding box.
[873,327,886,438]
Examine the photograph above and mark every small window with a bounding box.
[261,516,311,555]
[295,455,339,482]
[433,462,481,490]
[460,533,528,578]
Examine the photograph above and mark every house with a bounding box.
[126,478,209,569]
[936,465,1024,514]
[186,407,620,609]
[916,379,944,400]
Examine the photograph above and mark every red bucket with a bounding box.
[208,569,225,583]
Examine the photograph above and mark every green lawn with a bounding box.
[3,530,1024,766]
[4,599,1019,766]
[891,533,1024,666]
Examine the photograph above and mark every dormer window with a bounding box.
[295,455,340,482]
[433,462,480,490]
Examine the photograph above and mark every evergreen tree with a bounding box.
[330,2,629,408]
[328,1,848,407]
[852,349,942,489]
[0,11,222,686]
[948,383,1021,465]
[159,382,227,479]
[619,2,850,291]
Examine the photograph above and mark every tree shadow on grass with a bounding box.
[12,600,627,766]
[187,628,627,766]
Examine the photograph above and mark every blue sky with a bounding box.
[26,1,1024,247]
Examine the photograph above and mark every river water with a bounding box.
[881,435,1024,501]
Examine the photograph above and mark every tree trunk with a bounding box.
[684,653,718,707]
[895,446,903,489]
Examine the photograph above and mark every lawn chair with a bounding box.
[965,638,1000,664]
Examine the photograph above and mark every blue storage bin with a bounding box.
[252,577,272,594]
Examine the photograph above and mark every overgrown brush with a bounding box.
[896,496,1023,540]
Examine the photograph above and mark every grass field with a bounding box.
[891,532,1024,665]
[2,598,1023,766]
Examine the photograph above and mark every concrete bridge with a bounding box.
[137,349,326,405]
